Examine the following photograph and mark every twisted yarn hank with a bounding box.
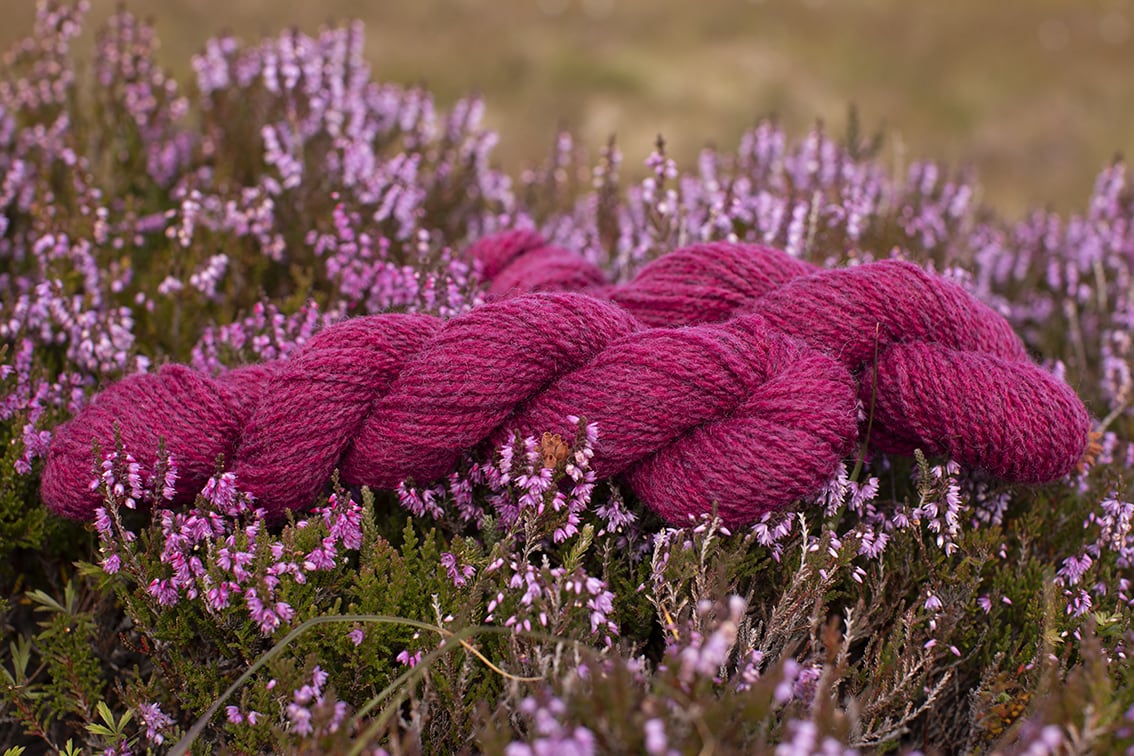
[475,230,1091,484]
[41,230,1090,525]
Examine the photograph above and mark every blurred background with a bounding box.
[5,0,1133,216]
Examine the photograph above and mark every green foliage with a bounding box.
[0,390,88,584]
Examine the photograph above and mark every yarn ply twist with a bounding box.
[472,230,1092,484]
[41,231,1090,525]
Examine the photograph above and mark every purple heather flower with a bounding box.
[396,649,422,667]
[286,700,314,736]
[325,492,363,549]
[792,664,823,705]
[752,511,795,562]
[224,705,262,726]
[735,649,765,692]
[348,627,364,646]
[773,659,801,705]
[775,719,858,756]
[93,507,113,536]
[101,552,121,574]
[594,488,637,533]
[201,471,241,513]
[137,702,174,745]
[245,587,294,634]
[1064,588,1092,617]
[396,481,445,520]
[440,551,475,587]
[304,538,338,571]
[147,578,178,607]
[205,581,236,611]
[644,718,669,755]
[507,695,597,756]
[1056,554,1093,586]
[1017,724,1064,756]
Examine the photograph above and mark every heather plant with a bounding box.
[2,2,1134,754]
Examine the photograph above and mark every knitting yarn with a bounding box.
[469,231,1092,484]
[465,229,609,300]
[746,261,1088,481]
[42,293,857,525]
[466,228,815,325]
[41,230,1090,525]
[40,361,281,519]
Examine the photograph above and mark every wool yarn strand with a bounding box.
[470,231,1091,483]
[339,294,641,490]
[42,230,1091,524]
[44,292,857,525]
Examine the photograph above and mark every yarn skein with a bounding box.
[42,293,858,526]
[469,231,1092,483]
[41,230,1091,524]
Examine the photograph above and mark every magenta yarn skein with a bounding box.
[498,314,858,524]
[42,292,857,526]
[464,229,608,300]
[229,313,442,516]
[741,261,1089,481]
[40,362,280,520]
[338,294,641,491]
[472,232,1091,483]
[466,229,815,327]
[42,230,1091,524]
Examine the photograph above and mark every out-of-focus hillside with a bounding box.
[5,0,1132,216]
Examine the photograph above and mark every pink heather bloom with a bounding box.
[201,471,241,514]
[304,538,338,571]
[137,702,174,745]
[93,507,113,537]
[396,649,422,667]
[774,659,801,705]
[326,493,363,550]
[1056,554,1093,586]
[148,578,179,607]
[644,718,669,756]
[160,454,178,501]
[595,490,637,533]
[101,552,121,574]
[774,719,859,756]
[396,481,445,519]
[284,665,338,736]
[224,704,262,726]
[311,665,328,691]
[348,627,364,646]
[1065,588,1092,617]
[245,588,292,634]
[275,600,295,623]
[286,701,313,736]
[440,551,475,587]
[206,581,235,611]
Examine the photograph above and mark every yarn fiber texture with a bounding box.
[42,231,1091,526]
[475,230,1091,484]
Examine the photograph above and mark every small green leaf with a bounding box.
[561,524,594,572]
[25,589,66,614]
[96,700,116,727]
[85,723,116,738]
